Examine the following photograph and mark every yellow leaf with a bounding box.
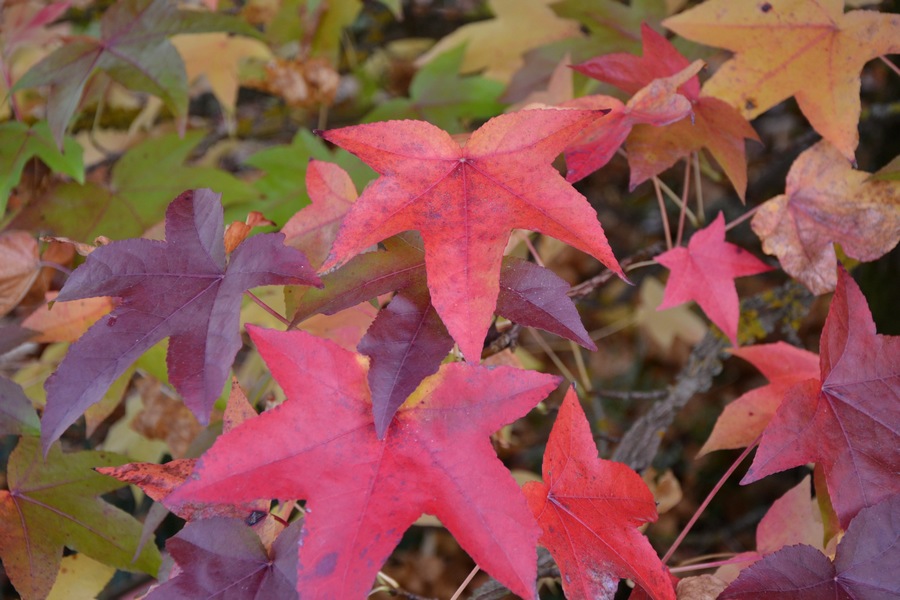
[172,33,272,114]
[635,276,706,351]
[416,0,581,83]
[664,0,900,160]
[46,554,116,600]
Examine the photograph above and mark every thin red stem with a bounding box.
[724,205,762,232]
[880,55,900,78]
[662,434,761,564]
[669,556,747,574]
[245,291,290,327]
[675,159,691,247]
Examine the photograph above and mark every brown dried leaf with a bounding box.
[0,231,39,317]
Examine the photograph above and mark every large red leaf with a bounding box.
[146,517,303,600]
[42,189,320,451]
[294,233,594,437]
[523,387,675,600]
[573,24,758,199]
[318,109,624,361]
[699,342,819,456]
[720,495,900,599]
[742,268,900,528]
[168,326,560,599]
[655,213,772,346]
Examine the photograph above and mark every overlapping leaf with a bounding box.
[574,24,758,198]
[319,109,623,361]
[293,232,594,437]
[523,387,675,600]
[665,0,900,161]
[0,230,40,318]
[655,213,772,346]
[14,0,258,145]
[146,517,303,600]
[751,140,900,295]
[0,121,83,212]
[42,189,321,450]
[0,375,40,437]
[563,58,701,183]
[10,132,259,241]
[169,326,560,598]
[364,44,505,133]
[720,495,900,599]
[700,342,819,455]
[743,268,900,528]
[0,437,161,600]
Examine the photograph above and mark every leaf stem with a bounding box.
[527,328,578,385]
[675,159,691,247]
[724,204,762,232]
[662,434,761,564]
[655,177,700,228]
[450,565,480,600]
[569,339,592,392]
[653,177,674,250]
[880,55,900,78]
[245,291,290,327]
[523,234,545,267]
[669,555,745,574]
[693,151,705,223]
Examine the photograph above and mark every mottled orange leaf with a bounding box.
[751,141,900,294]
[21,292,114,343]
[664,0,900,160]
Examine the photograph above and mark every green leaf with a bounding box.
[246,129,374,226]
[363,44,506,133]
[0,437,161,600]
[14,0,260,146]
[9,131,259,241]
[0,121,83,214]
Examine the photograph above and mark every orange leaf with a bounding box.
[751,141,900,294]
[665,0,900,160]
[21,292,114,343]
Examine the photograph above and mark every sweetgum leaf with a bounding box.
[574,24,758,199]
[743,268,900,528]
[655,213,772,346]
[721,495,900,599]
[42,189,321,451]
[319,110,623,361]
[0,121,83,213]
[523,387,675,600]
[751,140,900,295]
[0,437,161,600]
[700,342,819,456]
[293,233,594,436]
[10,131,259,241]
[168,326,560,599]
[145,517,303,600]
[14,0,259,146]
[665,0,900,161]
[363,44,506,133]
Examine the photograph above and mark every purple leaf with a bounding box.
[146,517,303,600]
[42,189,320,451]
[721,495,900,599]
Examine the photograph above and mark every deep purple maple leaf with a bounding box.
[42,188,320,451]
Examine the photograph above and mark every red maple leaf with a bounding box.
[168,326,560,598]
[699,342,819,456]
[654,213,772,346]
[42,189,321,450]
[742,268,900,528]
[720,495,900,599]
[317,109,624,361]
[573,24,758,199]
[292,232,594,438]
[523,387,675,600]
[562,59,701,183]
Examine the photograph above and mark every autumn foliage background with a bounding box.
[0,0,899,599]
